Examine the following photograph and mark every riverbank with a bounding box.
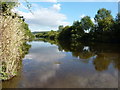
[0,2,34,80]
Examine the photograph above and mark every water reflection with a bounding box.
[2,40,119,88]
[55,40,120,71]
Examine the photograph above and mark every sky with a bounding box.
[13,1,119,32]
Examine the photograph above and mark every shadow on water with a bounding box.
[2,39,120,88]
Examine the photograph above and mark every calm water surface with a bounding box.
[2,41,119,88]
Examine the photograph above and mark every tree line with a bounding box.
[35,8,120,43]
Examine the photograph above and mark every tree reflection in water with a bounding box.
[43,39,120,71]
[2,40,119,88]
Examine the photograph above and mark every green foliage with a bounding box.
[34,8,120,43]
[0,0,34,80]
[73,20,80,27]
[95,8,113,31]
[72,20,84,36]
[57,26,72,41]
[22,22,35,40]
[58,25,64,32]
[0,1,18,13]
[81,16,94,31]
[34,30,58,40]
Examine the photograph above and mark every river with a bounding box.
[2,41,119,88]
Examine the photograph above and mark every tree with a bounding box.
[111,13,120,42]
[0,0,18,13]
[80,16,94,32]
[115,13,120,21]
[72,20,84,39]
[0,0,32,14]
[57,26,72,41]
[58,25,64,32]
[94,8,113,31]
[114,13,120,31]
[72,20,80,27]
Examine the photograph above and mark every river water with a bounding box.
[2,41,119,88]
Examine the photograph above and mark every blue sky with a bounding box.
[15,2,118,32]
[59,2,118,24]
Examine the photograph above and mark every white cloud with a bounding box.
[15,3,69,31]
[52,4,61,11]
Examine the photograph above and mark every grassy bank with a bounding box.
[0,1,34,80]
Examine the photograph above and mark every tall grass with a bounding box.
[0,12,31,80]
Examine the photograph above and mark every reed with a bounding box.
[0,12,30,80]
